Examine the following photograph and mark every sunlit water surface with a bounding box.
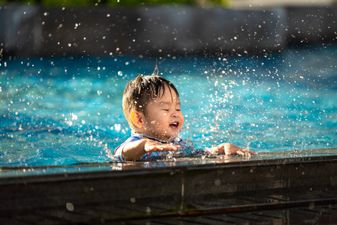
[1,45,337,167]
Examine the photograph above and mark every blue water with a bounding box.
[1,45,337,167]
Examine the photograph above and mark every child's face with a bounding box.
[142,85,184,141]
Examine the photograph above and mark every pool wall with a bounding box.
[0,4,337,56]
[1,153,337,224]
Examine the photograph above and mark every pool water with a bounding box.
[1,45,337,167]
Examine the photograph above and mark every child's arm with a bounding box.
[208,143,256,156]
[122,139,180,161]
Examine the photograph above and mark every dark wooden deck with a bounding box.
[1,148,337,224]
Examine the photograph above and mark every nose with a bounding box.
[171,111,178,118]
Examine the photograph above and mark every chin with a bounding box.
[160,133,177,141]
[168,132,179,140]
[158,129,180,141]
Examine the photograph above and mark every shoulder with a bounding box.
[125,134,142,143]
[113,134,143,159]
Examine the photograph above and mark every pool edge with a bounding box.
[1,149,337,223]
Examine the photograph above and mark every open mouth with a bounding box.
[169,122,179,129]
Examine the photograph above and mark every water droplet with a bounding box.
[146,206,151,214]
[130,197,136,203]
[214,179,221,186]
[65,120,73,126]
[114,124,121,132]
[66,202,74,211]
[71,113,78,121]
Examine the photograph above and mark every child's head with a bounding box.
[123,75,184,141]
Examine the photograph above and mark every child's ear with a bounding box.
[130,110,144,129]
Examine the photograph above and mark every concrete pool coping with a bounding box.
[1,148,337,224]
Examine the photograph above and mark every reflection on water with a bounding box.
[0,45,337,167]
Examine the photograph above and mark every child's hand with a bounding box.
[209,143,256,156]
[144,139,180,153]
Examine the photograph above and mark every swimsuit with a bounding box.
[113,133,205,161]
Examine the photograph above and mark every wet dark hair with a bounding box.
[122,75,179,127]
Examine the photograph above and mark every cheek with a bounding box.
[147,115,165,126]
[180,113,185,126]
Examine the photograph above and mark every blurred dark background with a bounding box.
[0,0,337,57]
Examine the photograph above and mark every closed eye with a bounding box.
[162,109,169,112]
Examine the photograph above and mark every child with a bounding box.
[114,74,255,161]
